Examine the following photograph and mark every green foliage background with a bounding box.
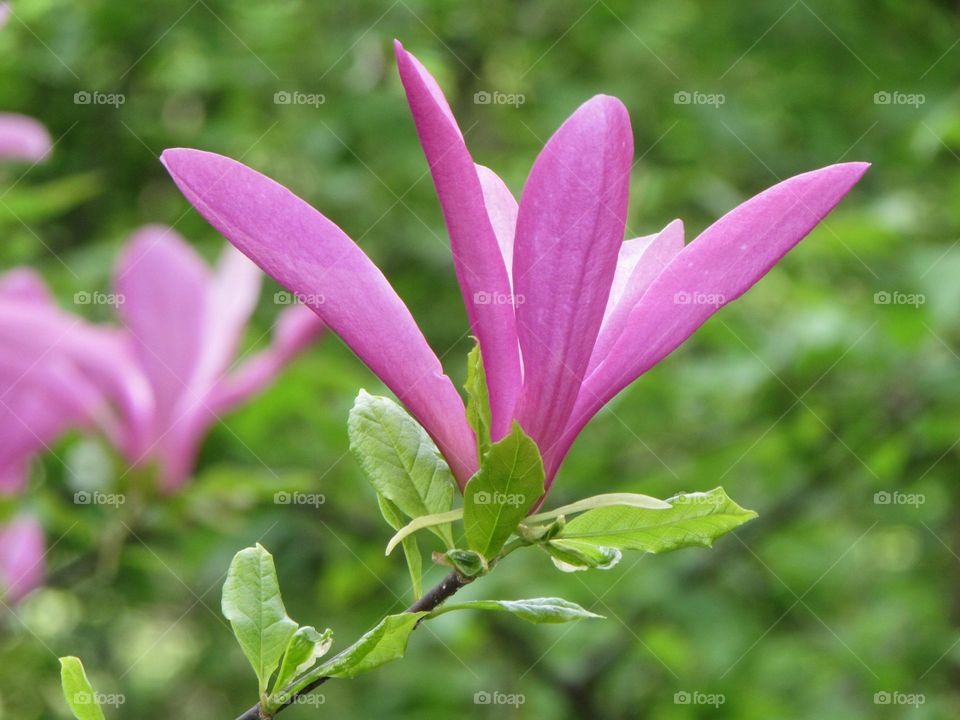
[1,0,958,717]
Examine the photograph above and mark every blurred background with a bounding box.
[1,0,958,717]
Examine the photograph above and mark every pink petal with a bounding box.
[587,219,684,373]
[395,42,521,440]
[511,95,633,465]
[476,164,518,290]
[160,148,478,486]
[0,515,45,602]
[0,302,154,461]
[114,225,210,444]
[0,113,51,163]
[552,162,871,480]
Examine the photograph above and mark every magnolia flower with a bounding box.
[0,228,324,493]
[0,514,44,601]
[0,3,52,163]
[114,225,325,489]
[160,42,867,494]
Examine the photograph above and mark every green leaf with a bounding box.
[349,390,456,546]
[316,612,427,679]
[463,422,544,559]
[59,657,106,720]
[464,341,492,461]
[543,539,622,572]
[557,487,757,554]
[526,492,671,523]
[385,508,463,555]
[271,626,333,699]
[377,494,423,598]
[221,544,299,695]
[430,597,604,623]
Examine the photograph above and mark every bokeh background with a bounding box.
[1,0,958,717]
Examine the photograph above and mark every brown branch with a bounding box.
[234,569,472,720]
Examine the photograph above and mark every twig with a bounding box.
[233,569,472,720]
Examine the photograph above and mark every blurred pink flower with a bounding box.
[160,42,868,494]
[113,225,325,489]
[0,514,44,602]
[0,229,324,494]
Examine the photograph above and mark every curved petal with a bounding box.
[0,113,51,163]
[395,42,521,440]
[587,219,684,373]
[0,515,44,602]
[511,95,632,468]
[551,162,871,480]
[114,225,210,438]
[160,148,477,485]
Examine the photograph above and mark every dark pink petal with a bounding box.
[587,220,684,373]
[550,162,870,480]
[511,95,633,463]
[395,42,521,440]
[160,148,477,485]
[0,515,44,602]
[0,113,51,163]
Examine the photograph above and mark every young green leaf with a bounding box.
[349,391,455,546]
[430,597,604,623]
[464,341,492,461]
[59,657,106,720]
[525,492,671,523]
[385,508,463,555]
[315,612,427,679]
[377,494,423,598]
[435,548,488,577]
[221,544,299,695]
[463,422,544,559]
[271,626,333,699]
[542,539,622,572]
[557,487,757,554]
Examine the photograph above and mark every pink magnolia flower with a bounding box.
[160,42,868,495]
[0,514,44,601]
[114,225,325,490]
[0,3,52,163]
[0,229,323,494]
